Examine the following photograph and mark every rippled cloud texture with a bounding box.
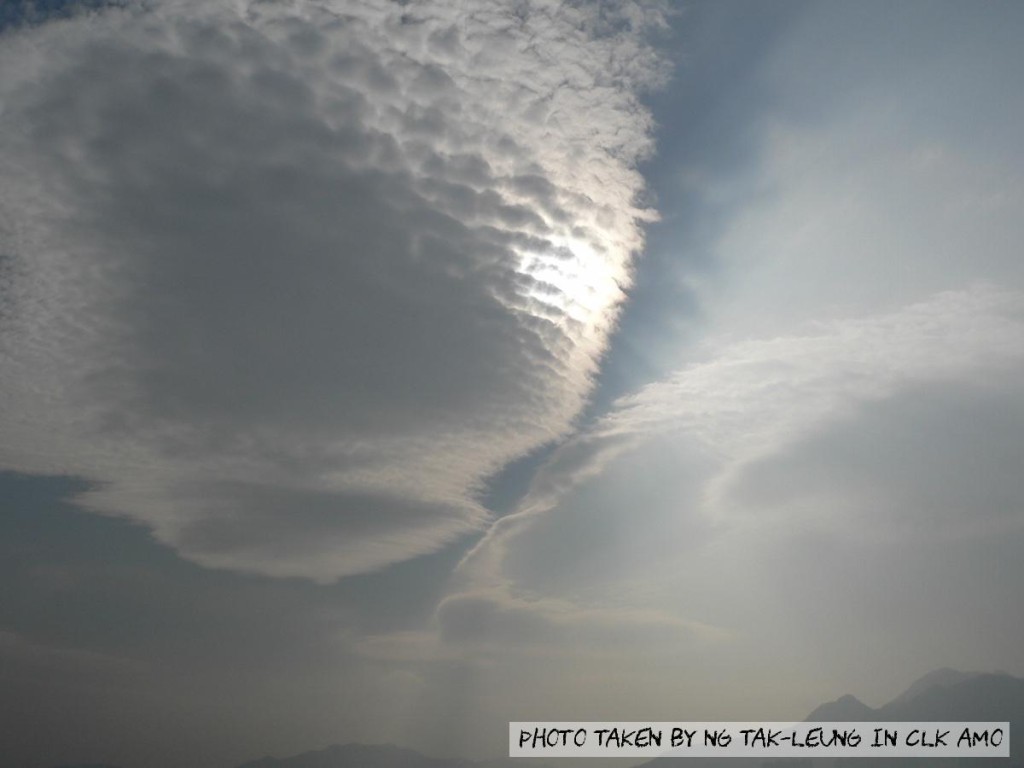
[3,3,1024,766]
[0,0,666,581]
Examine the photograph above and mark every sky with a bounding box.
[1,1,1023,766]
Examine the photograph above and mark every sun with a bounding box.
[514,234,628,332]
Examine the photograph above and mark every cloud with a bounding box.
[0,0,666,581]
[728,380,1024,541]
[0,629,147,688]
[435,588,723,650]
[458,284,1024,597]
[436,2,1024,709]
[434,288,1024,722]
[356,587,726,665]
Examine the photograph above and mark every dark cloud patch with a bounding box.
[0,469,478,768]
[0,0,128,32]
[28,38,546,435]
[165,481,483,581]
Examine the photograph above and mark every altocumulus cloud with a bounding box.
[0,0,667,581]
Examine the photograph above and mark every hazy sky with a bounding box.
[1,1,1023,767]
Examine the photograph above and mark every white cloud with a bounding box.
[383,285,1024,667]
[463,285,1024,583]
[441,286,1024,721]
[0,0,666,581]
[434,1,1024,713]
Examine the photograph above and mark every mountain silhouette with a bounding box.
[639,668,1023,768]
[47,670,1022,768]
[236,743,476,768]
[883,667,983,709]
[235,743,528,768]
[804,693,875,722]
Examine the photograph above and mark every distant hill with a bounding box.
[883,667,983,709]
[804,693,875,722]
[235,743,528,768]
[639,668,1024,768]
[47,671,1024,768]
[820,670,1023,768]
[876,671,1022,723]
[237,743,470,768]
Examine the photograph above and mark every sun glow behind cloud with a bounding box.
[0,0,667,581]
[515,234,628,329]
[406,2,1024,738]
[2,3,1024,767]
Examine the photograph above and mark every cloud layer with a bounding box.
[0,0,666,580]
[474,285,1024,553]
[427,0,1024,707]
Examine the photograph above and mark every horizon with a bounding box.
[227,668,1024,764]
[1,1,1023,767]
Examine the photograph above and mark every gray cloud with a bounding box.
[436,4,1024,693]
[431,288,1024,725]
[355,587,725,666]
[0,628,146,685]
[0,0,666,581]
[4,4,1024,764]
[461,285,1024,585]
[730,379,1024,539]
[435,588,721,651]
